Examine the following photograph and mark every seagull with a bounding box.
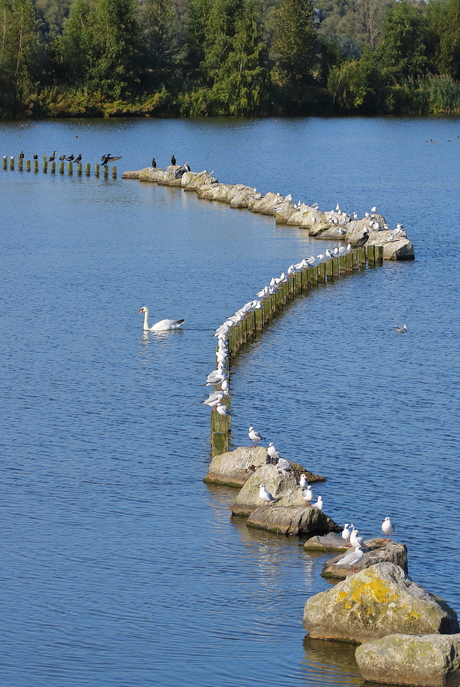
[277,457,290,472]
[267,443,280,464]
[248,426,265,447]
[335,544,364,572]
[342,523,352,547]
[299,474,309,489]
[349,527,360,548]
[216,404,231,418]
[302,485,313,505]
[312,496,323,510]
[353,212,359,220]
[370,206,377,212]
[395,323,408,334]
[317,254,325,261]
[325,249,334,259]
[382,517,394,541]
[259,484,278,505]
[285,193,292,202]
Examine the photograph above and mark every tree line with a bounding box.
[1,0,460,118]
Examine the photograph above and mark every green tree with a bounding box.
[272,0,317,85]
[141,0,177,88]
[427,0,460,80]
[0,0,42,112]
[376,1,428,82]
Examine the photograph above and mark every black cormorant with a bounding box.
[355,230,369,248]
[66,154,75,162]
[19,151,24,159]
[184,162,191,172]
[49,151,57,161]
[101,154,122,166]
[74,154,82,163]
[151,157,156,168]
[59,154,66,161]
[171,154,176,165]
[33,154,38,160]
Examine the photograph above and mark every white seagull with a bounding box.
[277,457,291,472]
[267,443,280,463]
[342,523,352,547]
[335,544,364,572]
[311,496,323,510]
[382,516,394,541]
[259,484,278,505]
[302,485,313,505]
[395,323,408,334]
[299,474,309,489]
[248,426,265,447]
[216,404,231,418]
[139,306,184,332]
[349,527,360,548]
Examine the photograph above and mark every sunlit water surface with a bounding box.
[0,116,459,687]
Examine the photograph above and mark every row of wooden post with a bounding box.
[210,245,384,455]
[3,155,117,178]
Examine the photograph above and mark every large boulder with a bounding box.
[355,633,460,687]
[247,504,341,536]
[230,185,258,208]
[274,200,298,224]
[137,167,167,182]
[304,532,349,552]
[322,538,408,579]
[249,191,283,215]
[122,170,141,179]
[197,183,235,201]
[204,446,325,488]
[303,562,459,643]
[183,170,218,191]
[230,464,326,516]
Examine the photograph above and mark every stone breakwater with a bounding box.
[122,165,415,261]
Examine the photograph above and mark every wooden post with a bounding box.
[308,265,317,285]
[51,161,56,174]
[10,157,14,170]
[256,305,263,331]
[211,430,228,457]
[77,162,82,175]
[43,154,47,166]
[67,162,73,175]
[317,262,326,283]
[18,158,23,171]
[366,245,375,264]
[34,160,39,172]
[103,165,109,178]
[2,156,7,170]
[95,164,100,177]
[358,247,366,266]
[351,251,358,270]
[112,166,117,178]
[59,161,64,174]
[85,163,91,176]
[339,255,347,273]
[26,160,31,172]
[332,257,339,277]
[375,245,384,263]
[325,260,333,279]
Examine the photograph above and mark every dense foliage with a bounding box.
[1,0,460,117]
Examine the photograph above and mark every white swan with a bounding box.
[138,306,184,332]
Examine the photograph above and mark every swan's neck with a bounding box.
[143,309,150,330]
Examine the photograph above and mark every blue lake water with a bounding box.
[0,116,459,687]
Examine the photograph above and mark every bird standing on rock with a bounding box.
[302,485,313,505]
[259,484,278,506]
[342,523,352,547]
[267,442,280,464]
[335,544,364,572]
[184,162,191,172]
[248,426,265,447]
[382,517,394,541]
[171,154,176,165]
[151,157,156,168]
[312,496,323,510]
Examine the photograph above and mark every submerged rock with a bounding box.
[230,463,326,516]
[304,532,349,552]
[303,562,459,643]
[204,446,325,488]
[322,538,408,579]
[355,633,460,687]
[247,504,341,536]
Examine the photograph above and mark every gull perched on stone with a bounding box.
[342,523,352,547]
[349,526,361,548]
[302,485,313,505]
[259,484,278,506]
[299,474,309,489]
[267,442,280,464]
[382,516,395,541]
[335,544,364,572]
[277,457,291,472]
[312,496,323,510]
[248,426,265,447]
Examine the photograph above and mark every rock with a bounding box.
[249,191,284,215]
[304,532,349,552]
[180,171,197,187]
[355,633,460,687]
[204,446,326,488]
[322,538,408,579]
[379,237,415,260]
[183,170,218,191]
[136,167,167,182]
[121,170,141,179]
[197,183,234,201]
[302,562,459,643]
[319,227,348,240]
[230,463,327,517]
[229,185,258,209]
[274,200,298,224]
[247,503,341,536]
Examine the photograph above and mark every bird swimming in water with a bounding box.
[49,151,57,161]
[151,157,156,168]
[382,516,395,541]
[74,154,82,163]
[395,323,408,334]
[171,154,176,165]
[138,306,184,332]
